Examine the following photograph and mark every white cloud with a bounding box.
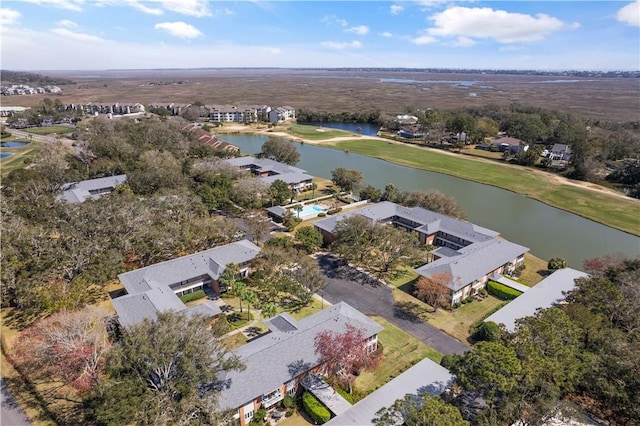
[96,0,211,17]
[22,0,84,12]
[322,15,348,27]
[154,21,203,39]
[321,40,362,50]
[57,19,78,28]
[617,1,640,27]
[0,8,21,26]
[380,31,393,38]
[390,5,403,15]
[52,27,105,42]
[411,34,438,45]
[346,25,369,35]
[261,47,282,55]
[453,36,475,47]
[427,6,567,43]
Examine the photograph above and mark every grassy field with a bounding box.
[329,138,640,236]
[427,296,507,343]
[286,124,353,140]
[355,316,442,395]
[0,140,41,177]
[23,126,73,135]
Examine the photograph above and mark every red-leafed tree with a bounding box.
[10,306,111,392]
[414,273,452,311]
[314,324,376,393]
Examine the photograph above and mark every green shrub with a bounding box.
[317,212,326,217]
[302,392,331,424]
[282,395,295,409]
[179,289,206,303]
[486,281,522,300]
[335,387,354,404]
[327,207,342,215]
[464,295,475,304]
[475,321,502,342]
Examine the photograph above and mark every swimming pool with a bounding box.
[296,204,326,217]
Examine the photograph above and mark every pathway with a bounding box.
[1,378,31,426]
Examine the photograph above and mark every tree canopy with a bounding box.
[258,138,300,165]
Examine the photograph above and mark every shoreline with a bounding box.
[217,123,640,237]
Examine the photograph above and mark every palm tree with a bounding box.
[293,204,303,218]
[261,302,277,319]
[219,262,241,294]
[310,182,318,199]
[234,281,247,313]
[244,290,257,321]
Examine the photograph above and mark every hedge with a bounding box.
[302,392,331,424]
[326,207,342,215]
[179,289,206,303]
[486,281,522,300]
[335,387,354,404]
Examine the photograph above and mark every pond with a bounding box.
[296,122,380,137]
[219,134,640,267]
[1,141,28,147]
[0,152,14,158]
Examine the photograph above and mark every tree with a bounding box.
[243,290,257,321]
[475,321,502,342]
[310,182,318,198]
[269,179,292,206]
[333,215,376,265]
[369,223,421,276]
[261,302,277,319]
[359,185,381,201]
[414,273,451,311]
[331,168,363,193]
[295,225,323,253]
[243,210,271,243]
[314,324,375,393]
[11,306,110,392]
[234,281,247,313]
[86,312,243,425]
[547,257,568,270]
[403,190,466,220]
[219,262,241,293]
[450,341,523,404]
[259,138,300,165]
[293,204,303,218]
[374,394,468,426]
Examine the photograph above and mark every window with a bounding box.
[286,380,296,396]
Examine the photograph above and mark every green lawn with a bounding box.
[329,139,640,236]
[24,126,74,135]
[0,141,41,177]
[356,316,442,395]
[286,124,354,140]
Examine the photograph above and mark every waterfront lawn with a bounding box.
[428,295,507,343]
[356,316,442,395]
[332,139,640,236]
[24,126,73,135]
[1,143,41,177]
[286,124,353,140]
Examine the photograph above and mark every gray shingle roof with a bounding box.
[217,302,383,411]
[224,156,312,187]
[326,358,454,425]
[485,268,589,332]
[59,174,127,203]
[118,239,261,295]
[415,239,529,291]
[112,240,259,327]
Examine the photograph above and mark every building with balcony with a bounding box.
[314,202,528,304]
[224,156,314,192]
[217,302,383,426]
[111,240,261,327]
[58,174,128,203]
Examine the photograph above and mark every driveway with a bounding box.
[1,378,31,426]
[316,254,468,355]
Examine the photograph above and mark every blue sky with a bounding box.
[1,0,638,71]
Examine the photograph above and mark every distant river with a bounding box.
[297,122,380,137]
[219,134,640,267]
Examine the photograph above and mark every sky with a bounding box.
[1,0,639,71]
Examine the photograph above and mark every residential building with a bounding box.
[492,137,529,153]
[314,202,528,304]
[485,268,589,332]
[224,156,314,192]
[326,357,454,425]
[550,143,573,162]
[208,104,271,123]
[217,302,383,426]
[268,106,296,124]
[111,240,260,327]
[58,174,127,203]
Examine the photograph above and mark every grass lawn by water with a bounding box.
[355,316,442,395]
[0,141,41,177]
[286,124,353,140]
[330,138,640,236]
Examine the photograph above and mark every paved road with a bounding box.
[1,378,31,426]
[316,254,469,355]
